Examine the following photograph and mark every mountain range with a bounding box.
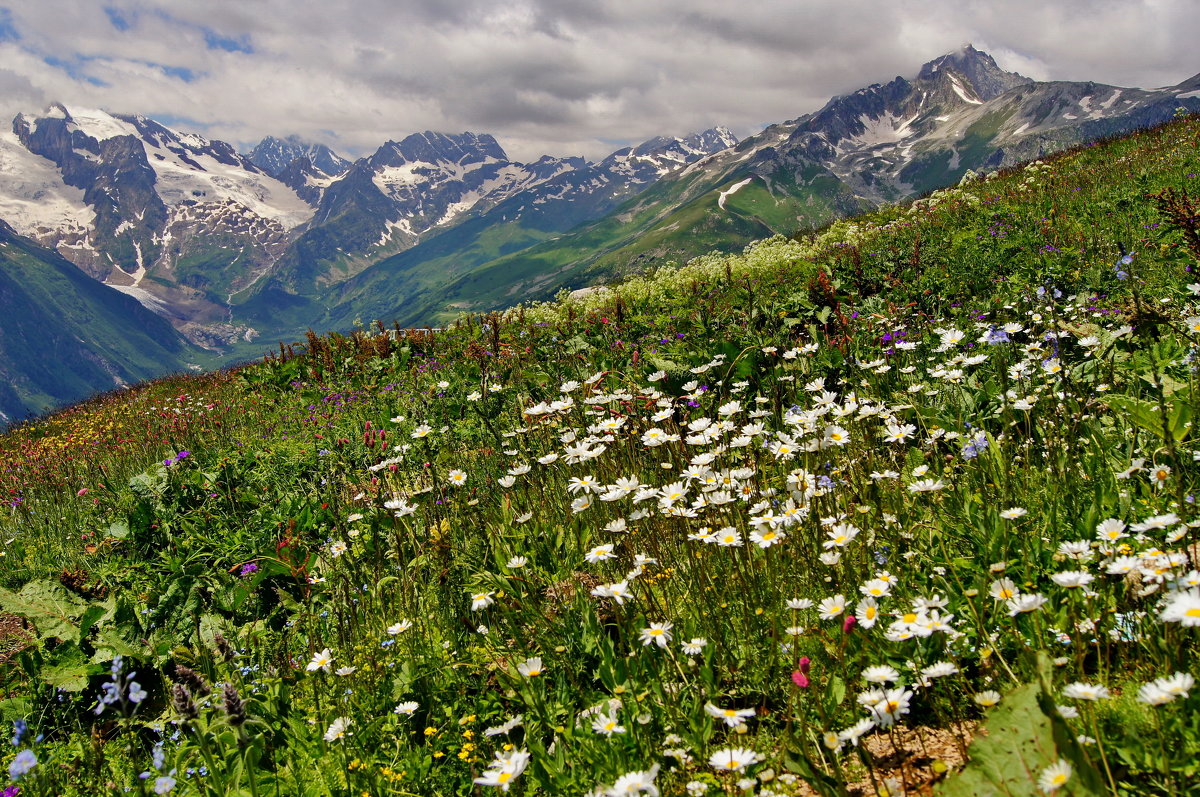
[0,44,1197,421]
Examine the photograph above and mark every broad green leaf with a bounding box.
[0,699,32,722]
[938,676,1104,796]
[0,580,87,643]
[105,521,130,539]
[39,644,93,692]
[1104,395,1167,441]
[1168,399,1193,442]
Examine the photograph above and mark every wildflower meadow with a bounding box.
[0,115,1199,795]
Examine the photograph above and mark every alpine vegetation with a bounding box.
[0,114,1199,795]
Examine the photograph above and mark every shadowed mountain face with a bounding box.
[0,220,199,423]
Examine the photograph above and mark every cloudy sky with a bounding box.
[1,0,1196,162]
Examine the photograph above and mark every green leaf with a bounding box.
[783,750,840,797]
[105,521,130,540]
[1104,395,1167,441]
[828,674,847,708]
[90,627,145,662]
[0,699,32,722]
[0,579,88,643]
[78,603,109,639]
[40,643,94,692]
[938,674,1105,796]
[1168,399,1193,442]
[1106,394,1195,443]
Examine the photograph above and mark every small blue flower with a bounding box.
[128,682,147,704]
[9,749,36,780]
[152,742,165,771]
[984,327,1009,345]
[962,432,989,460]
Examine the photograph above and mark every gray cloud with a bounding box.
[0,0,1195,162]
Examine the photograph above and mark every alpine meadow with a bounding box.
[0,98,1199,795]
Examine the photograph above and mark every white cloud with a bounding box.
[0,0,1195,162]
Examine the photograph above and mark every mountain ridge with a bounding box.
[0,46,1196,367]
[380,45,1199,324]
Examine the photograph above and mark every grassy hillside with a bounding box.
[0,116,1198,796]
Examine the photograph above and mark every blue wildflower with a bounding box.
[8,749,36,781]
[962,432,989,460]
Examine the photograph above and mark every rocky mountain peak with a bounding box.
[917,43,1033,101]
[630,127,739,159]
[376,131,507,169]
[249,135,350,179]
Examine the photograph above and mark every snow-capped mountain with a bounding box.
[302,127,741,333]
[249,135,351,179]
[765,44,1200,203]
[248,135,351,206]
[490,127,739,227]
[261,127,739,309]
[673,45,1200,212]
[290,131,585,268]
[6,104,312,345]
[0,103,736,346]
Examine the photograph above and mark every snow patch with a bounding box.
[372,162,428,193]
[949,75,982,105]
[718,177,753,210]
[141,132,313,228]
[852,112,920,147]
[0,130,95,236]
[375,218,415,248]
[1077,95,1108,120]
[1178,90,1200,100]
[67,109,140,141]
[107,283,170,315]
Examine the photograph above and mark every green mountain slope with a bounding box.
[0,221,201,422]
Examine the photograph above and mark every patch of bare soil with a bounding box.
[0,613,32,666]
[790,722,977,797]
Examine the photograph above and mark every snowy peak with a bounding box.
[601,127,738,182]
[0,103,316,348]
[693,45,1200,227]
[373,131,508,171]
[360,131,526,213]
[12,105,311,228]
[296,130,588,262]
[248,135,351,179]
[631,127,739,160]
[917,44,1033,102]
[249,136,351,206]
[783,47,1037,157]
